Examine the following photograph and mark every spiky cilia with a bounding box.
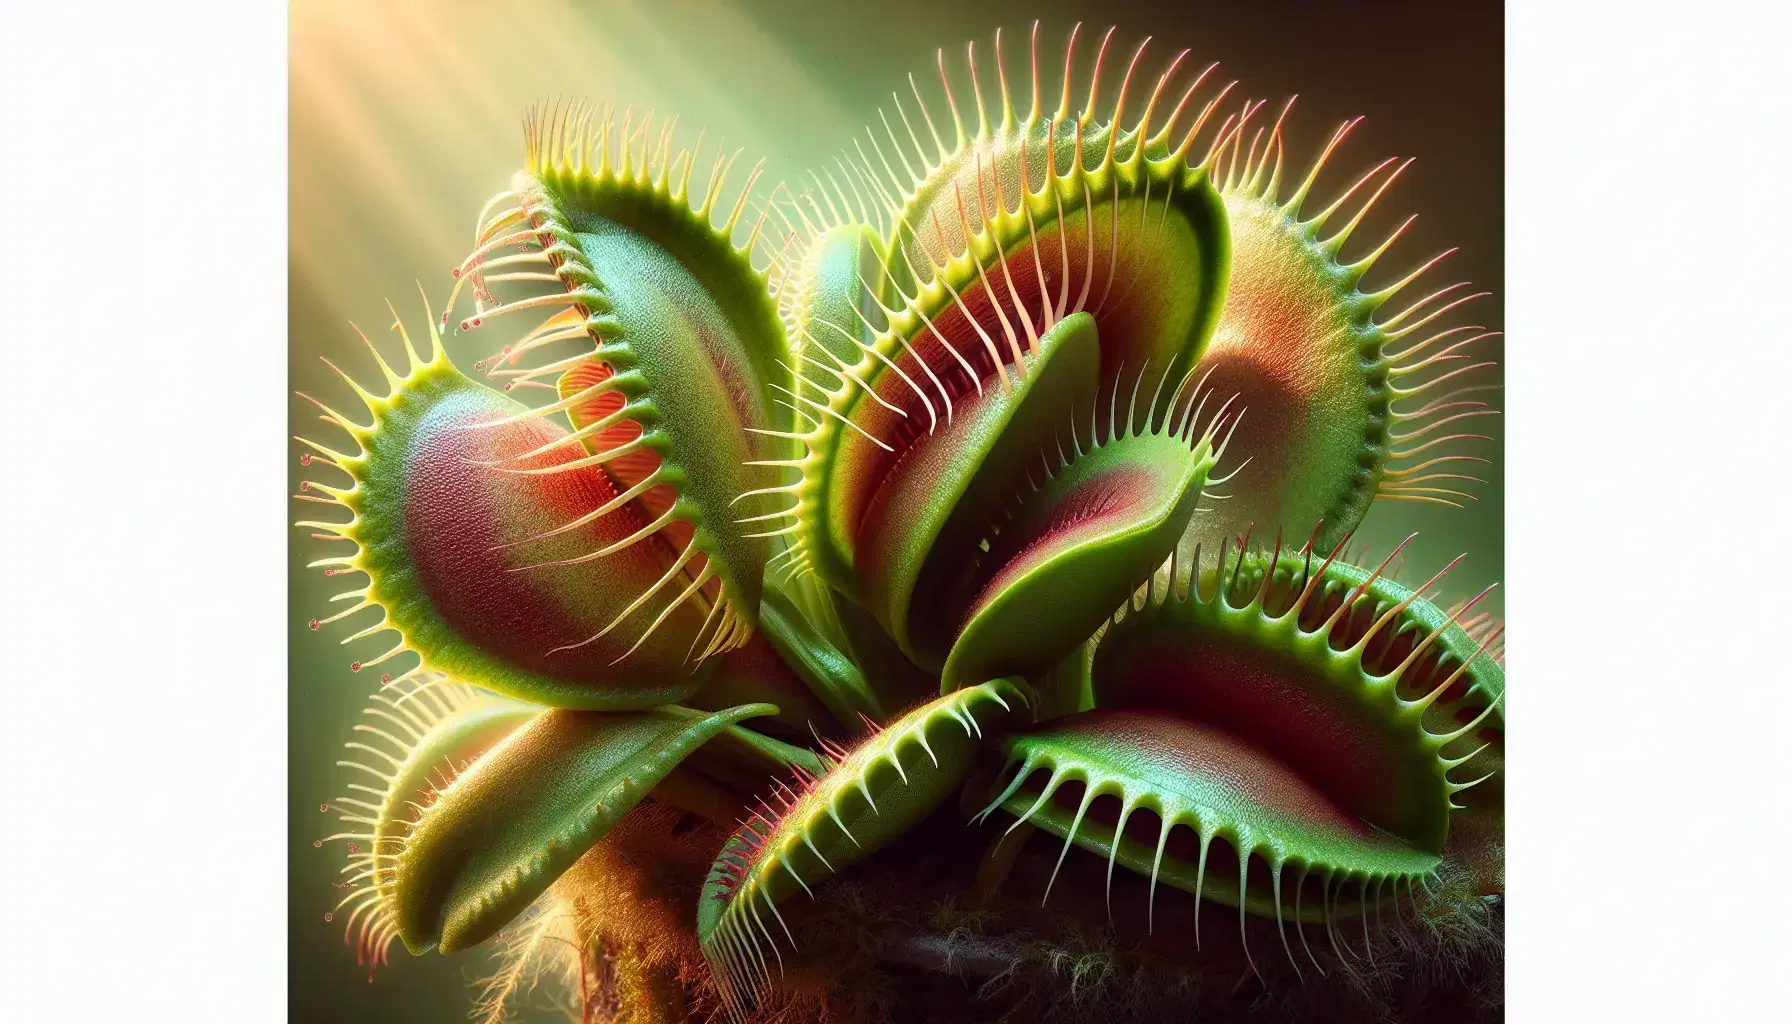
[298,20,1504,1024]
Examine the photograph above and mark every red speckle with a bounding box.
[299,481,311,491]
[451,267,462,279]
[320,803,329,813]
[502,345,512,355]
[379,673,392,685]
[347,842,359,855]
[299,453,313,466]
[324,913,334,923]
[350,662,363,673]
[473,360,485,371]
[460,317,483,331]
[503,383,515,391]
[308,619,320,631]
[313,840,323,848]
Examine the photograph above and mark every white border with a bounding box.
[0,2,286,1022]
[1507,0,1790,1019]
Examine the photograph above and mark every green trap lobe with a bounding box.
[393,701,777,954]
[855,311,1101,668]
[359,361,717,709]
[939,425,1217,691]
[792,223,886,368]
[522,163,794,636]
[991,710,1438,920]
[696,680,1032,1013]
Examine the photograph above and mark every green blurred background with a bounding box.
[289,1,1502,1019]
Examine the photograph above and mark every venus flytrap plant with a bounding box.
[299,21,1503,1024]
